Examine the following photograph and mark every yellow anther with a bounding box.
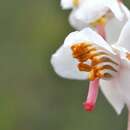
[127,52,130,60]
[88,70,96,81]
[92,56,118,66]
[73,0,79,7]
[95,65,117,72]
[96,72,112,79]
[78,63,92,72]
[91,16,107,27]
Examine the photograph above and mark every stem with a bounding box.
[118,0,124,3]
[128,111,130,130]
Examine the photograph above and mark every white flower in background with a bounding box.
[70,0,127,27]
[51,21,130,114]
[105,3,130,43]
[61,0,83,9]
[61,0,130,44]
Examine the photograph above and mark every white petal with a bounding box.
[120,3,130,19]
[61,0,73,9]
[69,10,88,30]
[112,44,128,61]
[106,3,130,44]
[75,0,108,23]
[107,0,124,21]
[114,45,130,108]
[116,62,130,109]
[51,28,115,80]
[51,44,87,80]
[105,17,126,44]
[117,20,130,51]
[100,45,130,113]
[64,28,115,54]
[74,0,124,24]
[100,78,125,114]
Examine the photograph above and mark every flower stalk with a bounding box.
[128,111,130,130]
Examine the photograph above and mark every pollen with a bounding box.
[73,0,79,7]
[91,16,107,27]
[71,42,119,80]
[126,52,130,60]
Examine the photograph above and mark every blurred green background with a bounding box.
[0,0,130,130]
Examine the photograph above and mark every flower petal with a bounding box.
[120,3,130,19]
[112,45,130,109]
[105,17,126,44]
[64,28,115,54]
[117,62,130,109]
[51,43,87,80]
[107,0,124,21]
[100,44,130,114]
[100,78,125,114]
[51,28,115,79]
[69,10,88,30]
[74,0,124,24]
[75,0,108,23]
[105,3,129,44]
[117,20,130,51]
[61,0,73,9]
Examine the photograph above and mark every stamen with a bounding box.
[71,42,119,80]
[127,52,130,60]
[88,69,96,81]
[92,55,119,66]
[95,64,118,72]
[89,50,108,57]
[96,70,114,79]
[71,43,95,62]
[91,16,107,27]
[78,63,92,72]
[72,0,79,7]
[71,42,119,112]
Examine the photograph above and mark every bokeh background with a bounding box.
[0,0,130,130]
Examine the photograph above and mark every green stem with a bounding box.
[127,111,130,130]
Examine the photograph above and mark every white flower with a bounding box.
[105,3,130,44]
[72,0,125,24]
[51,21,130,114]
[100,20,130,114]
[61,0,84,9]
[61,0,130,44]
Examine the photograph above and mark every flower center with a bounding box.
[71,42,119,81]
[90,16,107,27]
[72,0,79,7]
